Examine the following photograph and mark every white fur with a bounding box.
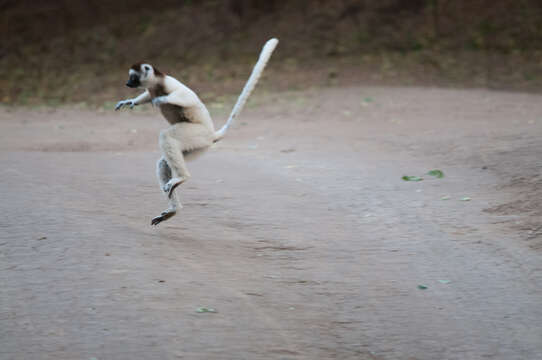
[214,38,279,141]
[115,39,278,225]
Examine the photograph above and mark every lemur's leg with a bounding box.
[151,157,179,226]
[158,122,214,198]
[156,156,179,205]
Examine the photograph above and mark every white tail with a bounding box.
[214,38,279,142]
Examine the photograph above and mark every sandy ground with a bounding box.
[1,86,542,360]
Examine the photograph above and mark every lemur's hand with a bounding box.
[152,96,168,107]
[115,99,136,111]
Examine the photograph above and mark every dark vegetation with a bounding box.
[1,0,542,106]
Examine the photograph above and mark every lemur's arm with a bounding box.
[133,90,151,105]
[115,90,151,110]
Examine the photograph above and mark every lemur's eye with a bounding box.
[144,65,151,72]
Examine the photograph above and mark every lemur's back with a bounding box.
[151,76,215,130]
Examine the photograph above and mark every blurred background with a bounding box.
[2,0,542,107]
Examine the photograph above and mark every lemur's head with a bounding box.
[126,63,163,88]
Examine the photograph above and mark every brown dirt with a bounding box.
[1,86,542,359]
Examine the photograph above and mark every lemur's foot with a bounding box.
[151,208,177,226]
[163,177,185,198]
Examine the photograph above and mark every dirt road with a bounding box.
[1,86,541,360]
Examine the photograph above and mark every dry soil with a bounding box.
[1,86,541,360]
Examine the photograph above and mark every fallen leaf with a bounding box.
[427,169,444,178]
[417,284,428,290]
[438,280,451,284]
[196,307,216,313]
[441,195,450,200]
[460,197,471,201]
[280,148,296,153]
[402,175,423,182]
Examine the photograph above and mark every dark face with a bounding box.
[126,73,140,88]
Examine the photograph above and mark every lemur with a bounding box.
[115,38,278,226]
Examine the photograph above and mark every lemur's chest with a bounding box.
[149,85,191,125]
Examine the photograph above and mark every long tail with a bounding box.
[213,38,279,142]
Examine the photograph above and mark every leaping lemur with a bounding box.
[115,38,278,226]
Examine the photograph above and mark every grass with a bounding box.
[2,1,542,107]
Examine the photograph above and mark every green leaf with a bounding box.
[460,197,471,201]
[196,307,216,313]
[402,175,423,182]
[427,169,444,178]
[438,280,451,284]
[417,284,428,290]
